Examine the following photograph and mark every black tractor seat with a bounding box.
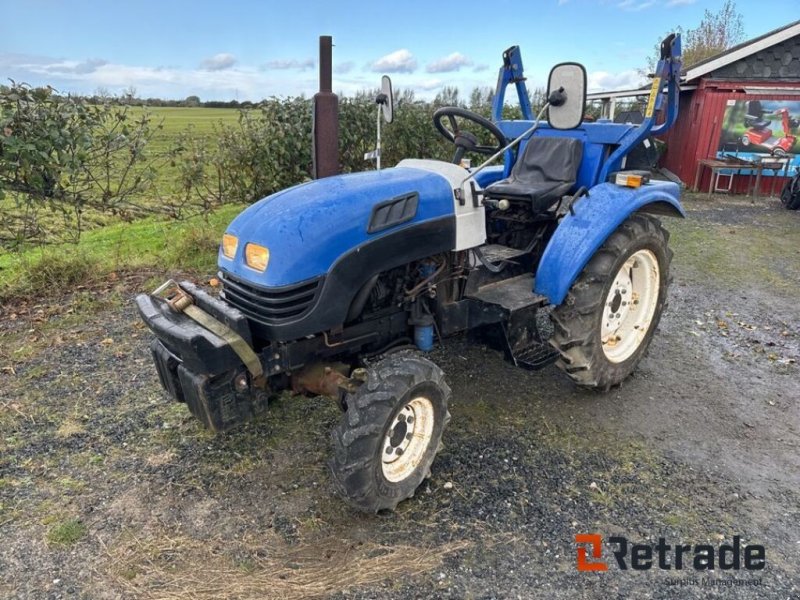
[484,136,583,213]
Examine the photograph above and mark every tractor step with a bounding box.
[466,274,546,313]
[478,244,529,263]
[500,303,560,371]
[505,339,559,370]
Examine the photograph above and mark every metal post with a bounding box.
[376,104,382,171]
[312,36,339,179]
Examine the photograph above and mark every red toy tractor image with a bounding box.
[741,101,799,156]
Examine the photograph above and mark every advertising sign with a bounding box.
[716,99,800,175]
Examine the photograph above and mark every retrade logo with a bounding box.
[575,534,608,572]
[575,535,765,572]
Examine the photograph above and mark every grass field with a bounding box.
[130,106,245,188]
[0,203,246,302]
[129,106,242,152]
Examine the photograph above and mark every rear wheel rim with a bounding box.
[381,396,435,483]
[601,249,660,363]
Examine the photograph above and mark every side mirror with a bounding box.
[546,62,587,130]
[377,75,394,123]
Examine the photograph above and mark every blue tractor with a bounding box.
[137,35,683,512]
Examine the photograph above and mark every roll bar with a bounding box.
[490,35,683,184]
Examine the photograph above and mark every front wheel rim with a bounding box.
[601,249,660,363]
[381,396,435,483]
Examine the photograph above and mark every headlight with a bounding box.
[221,234,238,259]
[245,243,269,272]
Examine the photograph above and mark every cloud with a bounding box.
[44,58,108,74]
[200,53,236,71]
[617,0,655,10]
[72,58,108,74]
[263,58,315,71]
[0,52,487,101]
[334,61,355,74]
[426,52,472,73]
[472,64,490,73]
[0,52,57,69]
[667,0,696,5]
[415,79,444,91]
[370,49,417,73]
[587,69,644,91]
[0,52,319,100]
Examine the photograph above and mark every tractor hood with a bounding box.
[219,167,456,287]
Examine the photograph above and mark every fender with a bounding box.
[534,181,684,305]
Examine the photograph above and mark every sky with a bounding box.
[1,0,796,101]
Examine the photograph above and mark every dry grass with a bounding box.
[56,418,86,438]
[103,531,470,600]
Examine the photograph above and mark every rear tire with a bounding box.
[330,353,451,512]
[550,214,672,390]
[781,173,800,210]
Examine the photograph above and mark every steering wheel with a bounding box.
[433,107,508,165]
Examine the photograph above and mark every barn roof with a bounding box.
[586,19,800,102]
[683,19,800,82]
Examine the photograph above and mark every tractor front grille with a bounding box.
[219,271,322,325]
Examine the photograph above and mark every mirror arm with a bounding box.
[376,103,382,170]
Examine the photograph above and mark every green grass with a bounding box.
[132,106,244,197]
[669,213,800,294]
[130,106,242,153]
[140,106,241,133]
[0,204,245,301]
[47,518,86,546]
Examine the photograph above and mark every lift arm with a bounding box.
[598,34,682,182]
[492,46,534,122]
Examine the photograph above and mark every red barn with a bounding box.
[589,19,800,196]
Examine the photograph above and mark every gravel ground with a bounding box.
[1,193,799,599]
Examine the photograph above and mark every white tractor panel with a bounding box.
[397,159,486,251]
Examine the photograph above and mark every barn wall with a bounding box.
[659,78,800,195]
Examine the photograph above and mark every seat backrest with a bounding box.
[510,136,583,185]
[747,100,764,119]
[498,120,637,189]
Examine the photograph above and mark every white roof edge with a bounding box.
[586,85,697,101]
[586,88,648,100]
[684,22,800,82]
[743,87,800,95]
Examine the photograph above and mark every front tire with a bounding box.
[330,353,451,512]
[550,214,672,390]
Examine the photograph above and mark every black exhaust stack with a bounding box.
[312,35,339,179]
